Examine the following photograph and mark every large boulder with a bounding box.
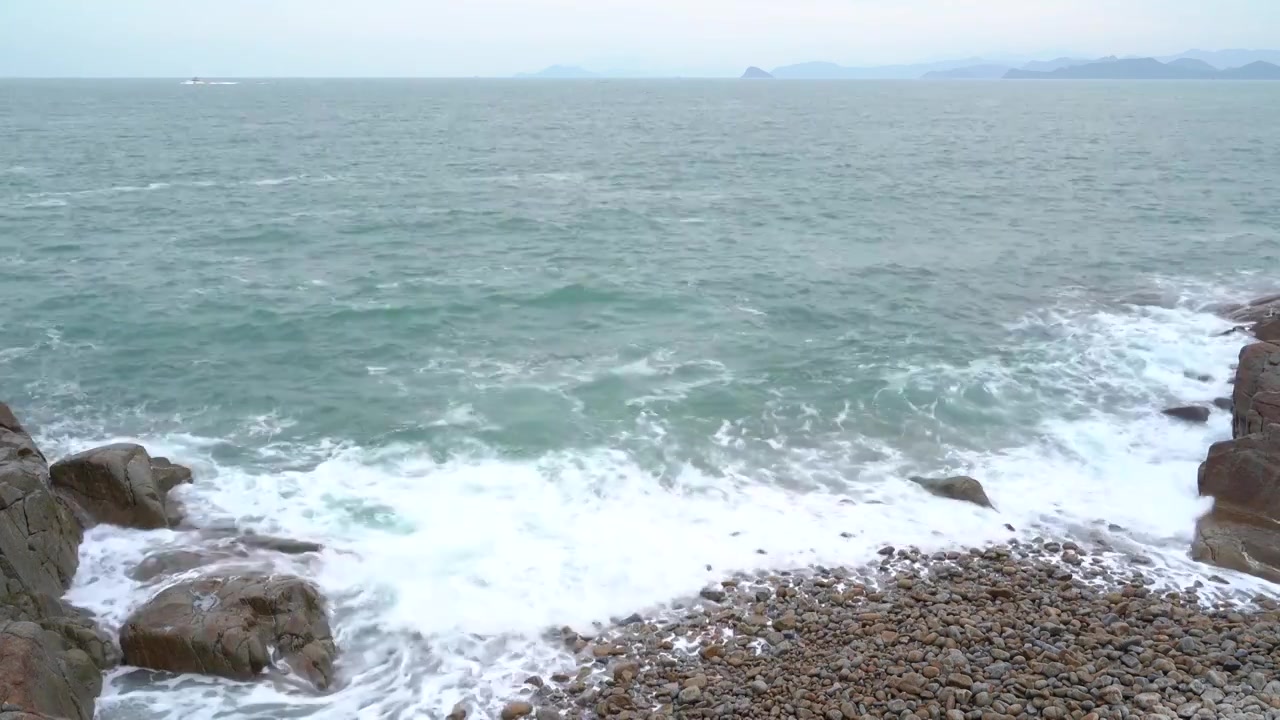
[120,574,336,691]
[0,620,102,720]
[1194,425,1280,581]
[1198,426,1280,519]
[1231,342,1280,438]
[1190,507,1280,585]
[908,475,994,509]
[49,444,191,530]
[1256,316,1280,343]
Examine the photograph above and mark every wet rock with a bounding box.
[1215,397,1234,411]
[0,620,101,720]
[119,574,336,690]
[50,444,186,530]
[909,475,994,509]
[236,533,323,555]
[699,588,726,603]
[1163,406,1211,423]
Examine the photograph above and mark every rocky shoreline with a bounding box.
[1,407,333,719]
[488,293,1280,720]
[2,294,1279,719]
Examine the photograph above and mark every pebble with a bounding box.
[514,542,1280,720]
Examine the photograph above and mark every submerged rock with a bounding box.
[119,574,336,691]
[50,444,190,530]
[126,548,248,582]
[1162,405,1210,423]
[908,475,994,509]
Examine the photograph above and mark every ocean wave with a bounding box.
[35,276,1280,720]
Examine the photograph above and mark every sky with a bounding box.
[1,0,1278,77]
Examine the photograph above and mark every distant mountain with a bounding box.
[1018,57,1094,73]
[1167,58,1217,76]
[1219,61,1280,79]
[741,66,774,79]
[1162,49,1280,69]
[1005,57,1280,80]
[514,65,599,79]
[771,57,988,79]
[922,64,1011,79]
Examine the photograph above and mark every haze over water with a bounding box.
[2,79,1279,719]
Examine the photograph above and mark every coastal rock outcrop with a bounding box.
[1227,292,1280,326]
[1,405,81,600]
[119,574,336,691]
[50,444,191,530]
[908,475,994,509]
[1204,340,1280,581]
[0,620,102,720]
[1,403,114,719]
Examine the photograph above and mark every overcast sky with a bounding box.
[2,0,1278,77]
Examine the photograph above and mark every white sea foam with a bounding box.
[56,281,1280,720]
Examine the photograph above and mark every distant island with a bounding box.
[515,48,1280,80]
[514,65,598,79]
[1005,57,1280,79]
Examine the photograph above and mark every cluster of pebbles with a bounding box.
[491,540,1280,720]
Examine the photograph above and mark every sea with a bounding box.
[2,79,1279,719]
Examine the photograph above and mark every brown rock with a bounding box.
[501,701,534,720]
[1256,316,1280,342]
[1190,506,1280,584]
[0,620,101,720]
[50,444,185,530]
[909,476,995,509]
[1232,342,1280,438]
[119,574,336,690]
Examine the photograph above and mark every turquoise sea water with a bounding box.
[2,80,1279,719]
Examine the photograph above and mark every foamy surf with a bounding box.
[43,280,1275,720]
